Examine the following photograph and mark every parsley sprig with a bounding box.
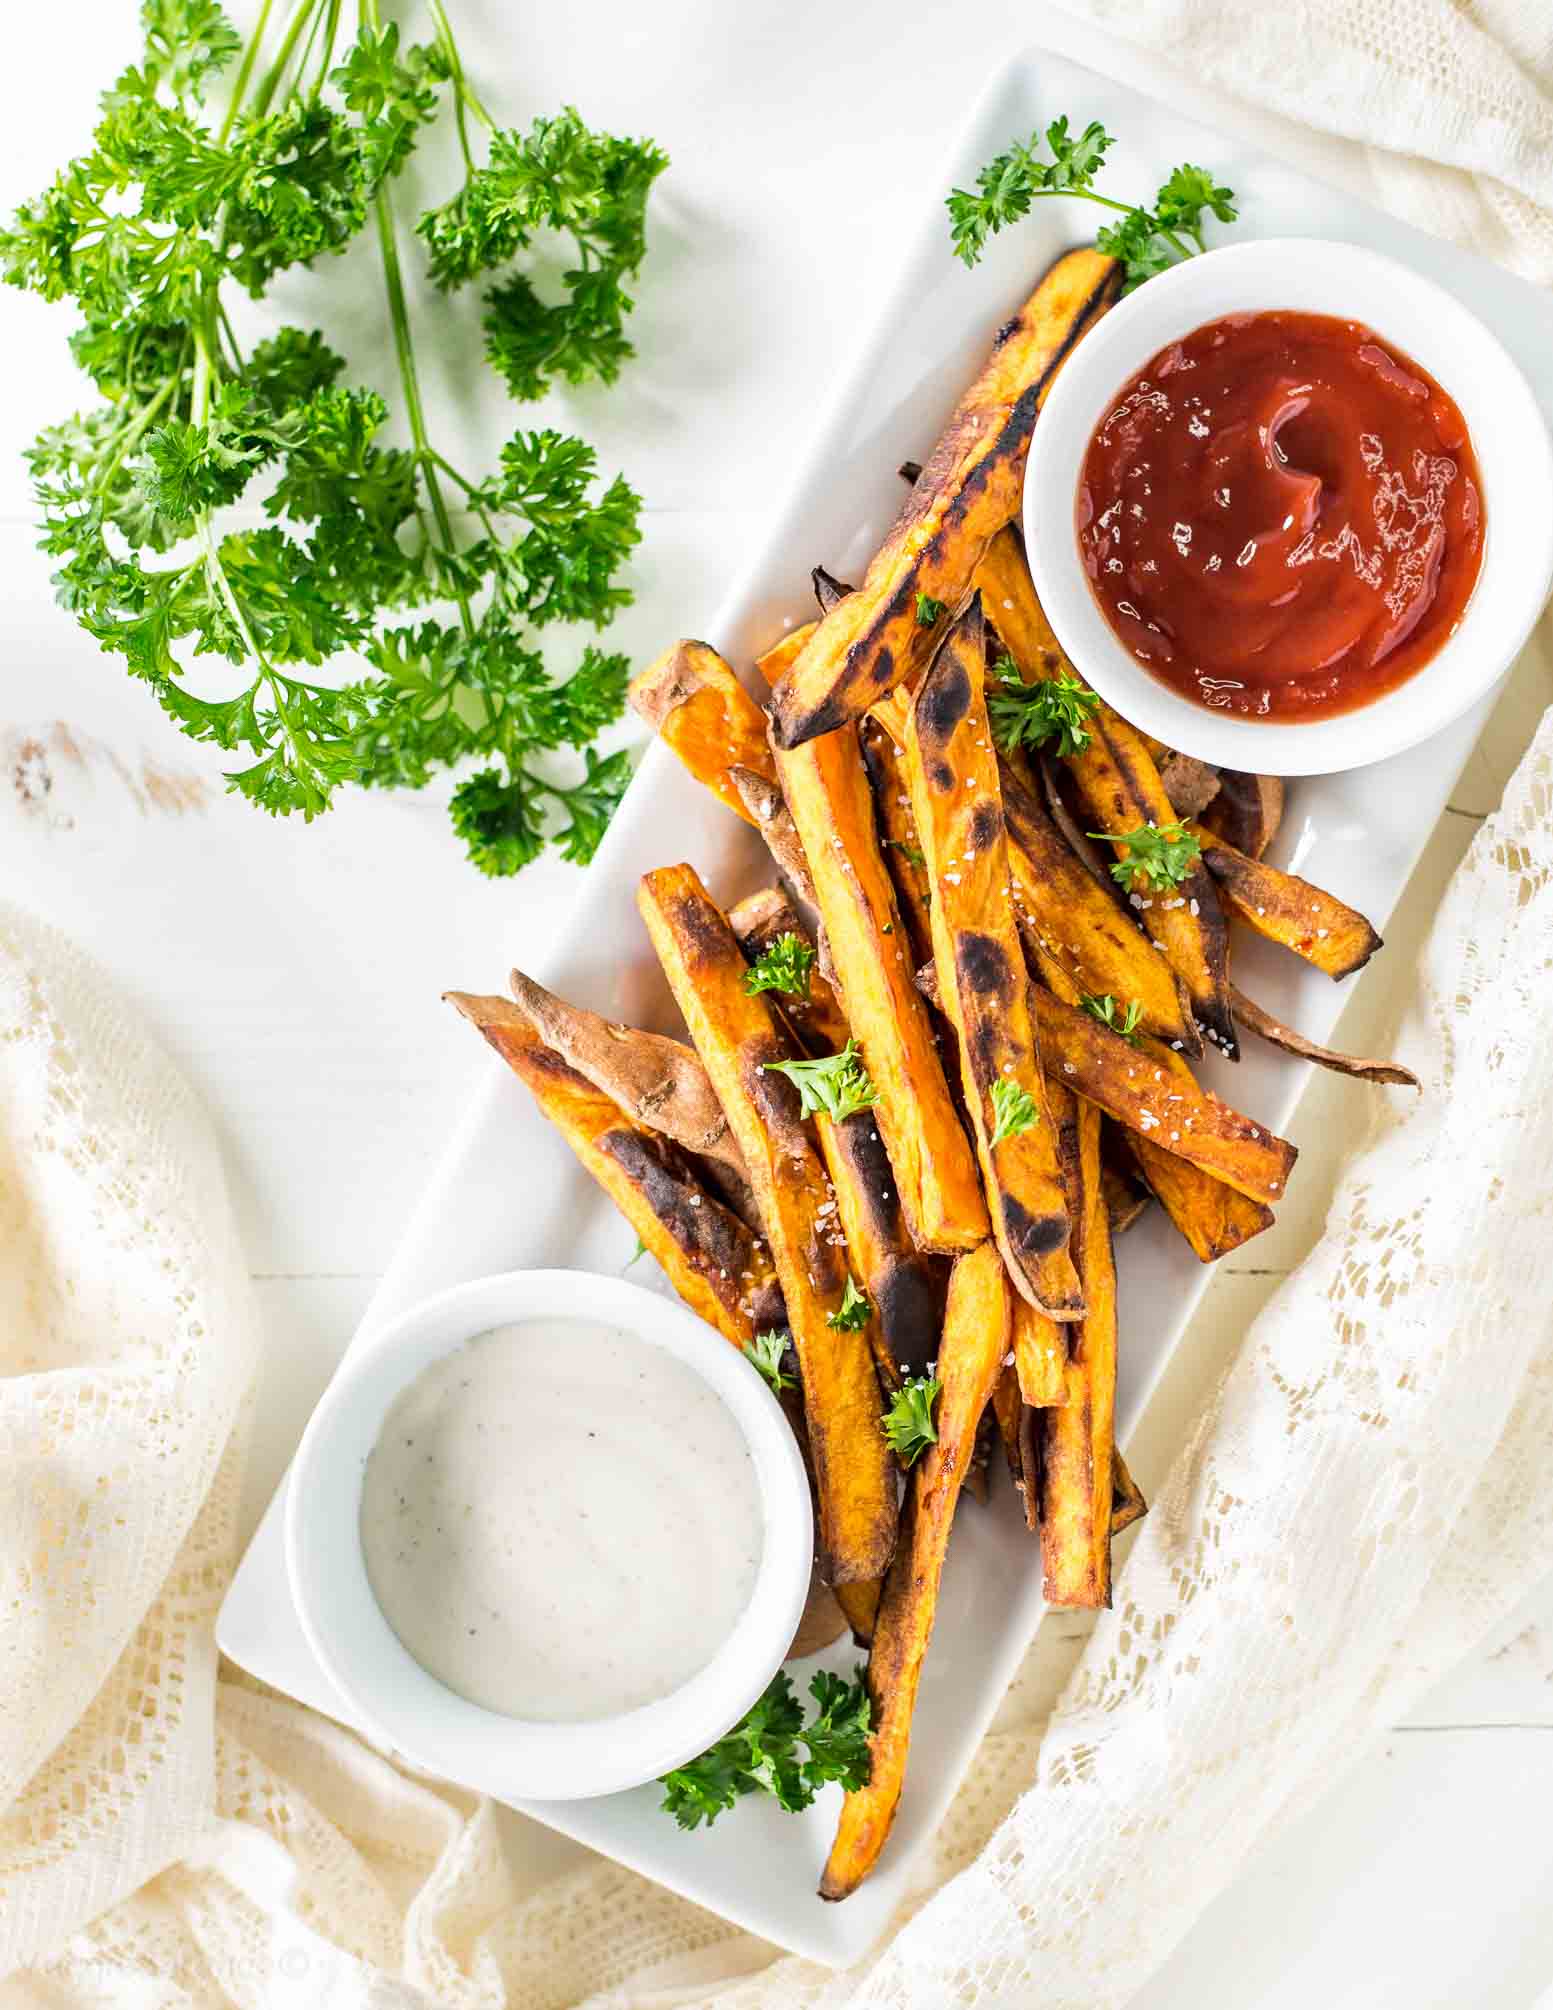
[883,1373,941,1466]
[915,591,944,627]
[763,1039,879,1123]
[743,1328,796,1393]
[1081,993,1143,1045]
[827,1277,870,1333]
[5,0,668,874]
[658,1667,872,1829]
[988,656,1101,758]
[947,116,1236,288]
[1095,821,1202,893]
[989,1077,1041,1146]
[743,931,815,999]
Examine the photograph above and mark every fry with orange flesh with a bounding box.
[1125,1131,1275,1262]
[819,1241,1011,1900]
[1031,988,1296,1206]
[904,596,1080,1316]
[1000,763,1197,1052]
[772,719,987,1255]
[755,620,818,687]
[728,890,944,1387]
[771,248,1123,748]
[1111,1447,1147,1535]
[973,529,1236,1055]
[1038,1097,1117,1606]
[445,993,782,1347]
[834,1576,882,1650]
[636,865,896,1585]
[1191,823,1383,979]
[859,719,937,967]
[628,640,777,823]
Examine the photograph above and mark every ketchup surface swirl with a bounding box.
[1076,310,1484,721]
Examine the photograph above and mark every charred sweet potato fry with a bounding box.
[771,249,1123,747]
[727,765,827,954]
[637,866,897,1585]
[728,890,945,1387]
[1111,1447,1147,1535]
[1192,824,1382,979]
[446,994,783,1346]
[756,621,818,687]
[772,713,987,1255]
[992,1365,1041,1525]
[834,1576,883,1650]
[1232,985,1419,1088]
[1038,1097,1118,1606]
[1101,1142,1152,1235]
[1031,988,1296,1206]
[1201,769,1284,858]
[628,640,778,822]
[820,1240,1011,1900]
[1000,764,1197,1052]
[973,530,1237,1055]
[1125,1131,1276,1262]
[905,598,1081,1317]
[1157,751,1221,820]
[859,719,937,967]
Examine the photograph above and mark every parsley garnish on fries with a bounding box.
[947,116,1237,288]
[883,1374,942,1465]
[827,1277,871,1332]
[1096,820,1202,893]
[1081,993,1144,1044]
[743,932,816,998]
[988,656,1100,757]
[743,1329,796,1393]
[763,1039,879,1123]
[658,1668,872,1828]
[989,1077,1040,1146]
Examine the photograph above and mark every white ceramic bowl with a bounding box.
[1023,238,1553,776]
[285,1269,813,1802]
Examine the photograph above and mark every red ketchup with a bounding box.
[1076,310,1484,720]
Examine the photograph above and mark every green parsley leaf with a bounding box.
[743,1329,795,1393]
[1093,820,1202,893]
[989,1077,1040,1146]
[658,1668,871,1829]
[1080,993,1144,1044]
[915,591,945,627]
[883,1374,941,1466]
[827,1277,870,1333]
[744,931,815,998]
[946,113,1236,290]
[987,657,1100,758]
[763,1038,879,1123]
[884,835,926,871]
[623,1233,648,1270]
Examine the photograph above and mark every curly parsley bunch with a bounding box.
[4,0,668,874]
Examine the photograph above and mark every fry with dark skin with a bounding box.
[628,640,778,823]
[1200,768,1284,859]
[1124,1130,1276,1262]
[859,718,938,967]
[728,889,946,1386]
[905,596,1082,1317]
[1192,823,1383,979]
[637,865,897,1585]
[1231,985,1419,1088]
[1038,1096,1118,1606]
[445,993,783,1346]
[973,526,1237,1055]
[819,1240,1011,1900]
[770,248,1123,747]
[771,709,988,1255]
[1111,1447,1147,1535]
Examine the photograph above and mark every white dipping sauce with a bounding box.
[359,1318,763,1722]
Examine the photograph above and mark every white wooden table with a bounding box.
[4,4,1552,2002]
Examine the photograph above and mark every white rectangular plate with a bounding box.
[219,35,1553,1969]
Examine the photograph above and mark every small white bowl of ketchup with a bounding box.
[1024,238,1553,775]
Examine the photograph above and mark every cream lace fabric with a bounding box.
[3,3,1553,2005]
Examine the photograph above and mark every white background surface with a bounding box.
[3,3,1551,2003]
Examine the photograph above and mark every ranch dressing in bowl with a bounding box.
[359,1317,763,1723]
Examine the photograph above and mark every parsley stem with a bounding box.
[217,0,279,142]
[429,0,495,134]
[90,369,183,497]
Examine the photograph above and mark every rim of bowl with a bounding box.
[285,1268,814,1803]
[1023,237,1553,776]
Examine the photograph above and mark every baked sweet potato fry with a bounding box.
[1111,1447,1147,1535]
[1000,763,1197,1052]
[973,528,1237,1054]
[1192,824,1382,979]
[772,712,987,1254]
[727,765,826,952]
[628,640,778,823]
[1031,988,1296,1206]
[1125,1131,1276,1262]
[1038,1097,1117,1606]
[756,621,818,687]
[1201,769,1284,858]
[819,1240,1011,1900]
[728,890,945,1385]
[446,993,783,1346]
[859,719,937,967]
[834,1576,883,1651]
[636,866,896,1584]
[771,248,1123,747]
[905,598,1081,1317]
[1232,985,1419,1088]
